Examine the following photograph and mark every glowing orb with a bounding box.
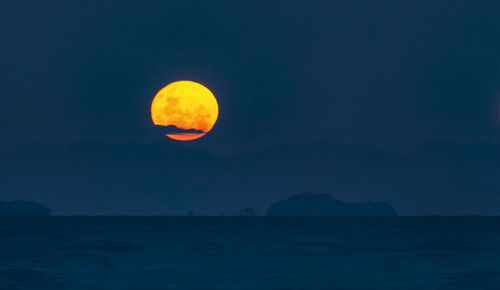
[151,81,219,141]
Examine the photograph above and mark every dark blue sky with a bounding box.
[1,1,500,154]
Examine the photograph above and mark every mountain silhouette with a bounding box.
[267,193,397,216]
[1,139,500,215]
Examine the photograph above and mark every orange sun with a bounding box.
[151,81,219,141]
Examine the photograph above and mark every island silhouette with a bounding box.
[267,193,397,216]
[0,201,51,216]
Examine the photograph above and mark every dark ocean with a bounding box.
[0,217,499,289]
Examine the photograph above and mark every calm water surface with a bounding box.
[0,217,499,289]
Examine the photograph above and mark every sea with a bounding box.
[0,217,499,289]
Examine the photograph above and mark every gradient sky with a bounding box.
[1,0,500,154]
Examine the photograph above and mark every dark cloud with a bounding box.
[158,125,204,135]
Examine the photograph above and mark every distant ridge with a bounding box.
[2,139,500,215]
[0,201,52,216]
[267,193,397,216]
